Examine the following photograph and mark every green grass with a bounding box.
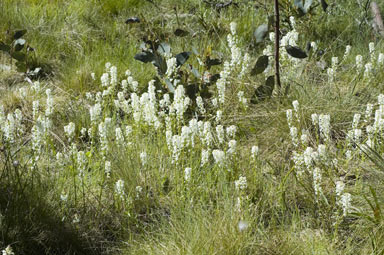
[2,0,384,254]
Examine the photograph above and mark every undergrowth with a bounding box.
[1,0,384,254]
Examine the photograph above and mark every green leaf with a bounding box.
[174,28,189,37]
[320,0,328,11]
[251,55,269,75]
[157,42,171,56]
[191,67,201,78]
[152,54,167,76]
[205,57,222,69]
[192,47,199,55]
[164,79,175,93]
[294,0,306,15]
[15,61,27,72]
[176,52,191,67]
[304,0,314,12]
[294,0,304,9]
[11,52,26,61]
[14,38,26,51]
[0,41,10,52]
[254,24,268,43]
[13,29,27,40]
[125,17,140,24]
[285,45,308,59]
[185,84,199,100]
[134,52,155,63]
[253,76,275,102]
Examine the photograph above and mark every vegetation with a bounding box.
[1,0,384,254]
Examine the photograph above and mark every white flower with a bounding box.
[313,167,322,198]
[2,246,15,255]
[331,57,339,68]
[196,96,206,114]
[335,180,345,199]
[327,68,335,83]
[235,176,247,191]
[201,149,210,166]
[290,127,298,147]
[202,121,213,147]
[166,57,178,78]
[238,220,249,232]
[356,55,363,70]
[365,103,373,122]
[136,186,143,198]
[289,16,296,29]
[304,147,315,168]
[45,89,54,117]
[60,192,68,202]
[140,151,147,166]
[216,110,223,122]
[216,125,225,144]
[77,151,86,178]
[110,66,117,87]
[64,122,76,141]
[230,22,237,35]
[286,109,293,127]
[32,81,40,92]
[340,193,352,216]
[98,121,108,153]
[364,63,373,78]
[184,167,192,182]
[352,113,361,129]
[212,149,225,166]
[251,145,259,160]
[319,114,331,142]
[226,125,237,138]
[115,127,125,146]
[343,45,351,59]
[105,161,111,178]
[33,100,39,120]
[101,73,109,87]
[301,133,309,145]
[90,103,102,123]
[115,179,125,197]
[227,139,237,155]
[369,42,375,61]
[311,113,319,126]
[238,91,247,107]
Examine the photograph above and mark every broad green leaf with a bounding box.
[286,45,308,59]
[176,52,191,67]
[13,29,27,40]
[254,24,268,43]
[134,52,155,63]
[0,41,10,52]
[152,54,167,76]
[294,0,306,15]
[191,67,201,78]
[125,17,140,24]
[320,0,328,11]
[157,42,171,56]
[165,78,175,93]
[15,61,27,72]
[205,57,222,69]
[14,38,26,51]
[304,0,314,12]
[174,29,189,37]
[251,55,269,75]
[11,52,26,61]
[294,0,304,9]
[253,76,275,102]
